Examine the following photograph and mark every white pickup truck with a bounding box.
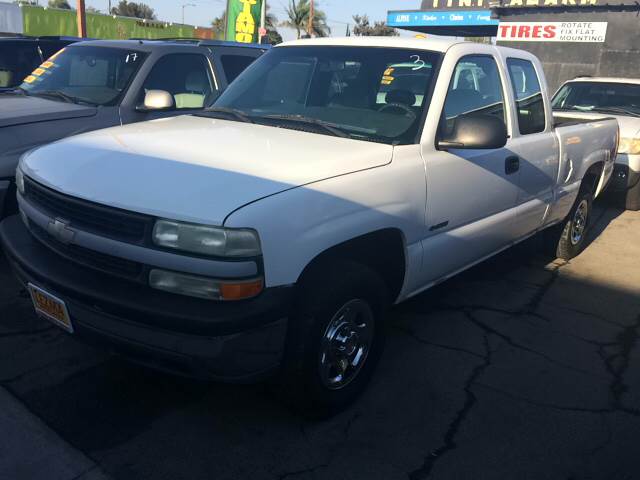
[552,77,640,210]
[0,37,618,414]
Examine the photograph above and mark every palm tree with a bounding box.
[283,0,329,39]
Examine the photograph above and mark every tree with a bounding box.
[211,13,225,39]
[265,6,283,44]
[110,1,156,20]
[48,0,72,8]
[352,14,398,37]
[282,0,330,39]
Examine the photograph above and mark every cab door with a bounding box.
[502,57,559,238]
[417,53,520,287]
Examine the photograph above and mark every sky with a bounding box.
[80,0,421,36]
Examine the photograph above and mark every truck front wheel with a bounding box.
[554,190,594,260]
[281,262,389,417]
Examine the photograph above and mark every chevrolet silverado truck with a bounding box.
[0,38,268,218]
[552,77,640,210]
[0,37,618,414]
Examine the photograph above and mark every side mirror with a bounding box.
[437,114,508,150]
[137,89,175,112]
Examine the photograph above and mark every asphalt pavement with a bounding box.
[1,205,639,480]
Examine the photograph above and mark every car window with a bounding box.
[552,81,640,117]
[142,53,215,109]
[0,43,41,88]
[507,58,546,135]
[441,55,506,138]
[214,46,441,145]
[220,54,257,83]
[21,46,146,105]
[39,41,72,61]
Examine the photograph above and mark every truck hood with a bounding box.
[21,115,393,225]
[0,95,97,128]
[553,110,640,137]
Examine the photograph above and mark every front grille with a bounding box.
[24,177,152,244]
[28,220,144,281]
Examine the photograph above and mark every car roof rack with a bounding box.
[127,37,270,49]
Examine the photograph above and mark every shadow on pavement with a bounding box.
[1,208,639,480]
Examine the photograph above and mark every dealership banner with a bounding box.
[497,22,607,42]
[226,0,263,43]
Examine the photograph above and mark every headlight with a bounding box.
[618,137,640,155]
[15,167,25,195]
[152,219,261,257]
[149,269,263,301]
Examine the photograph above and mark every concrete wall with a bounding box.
[497,10,640,92]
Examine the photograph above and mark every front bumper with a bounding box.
[605,155,640,209]
[0,215,293,382]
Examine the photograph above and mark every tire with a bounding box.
[554,190,594,260]
[280,261,389,417]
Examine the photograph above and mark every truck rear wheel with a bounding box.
[280,262,389,417]
[554,190,593,260]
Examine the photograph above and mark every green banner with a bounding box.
[22,6,196,39]
[226,0,263,43]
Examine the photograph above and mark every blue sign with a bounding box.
[387,10,498,27]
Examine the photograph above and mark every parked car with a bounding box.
[0,38,269,217]
[552,77,640,210]
[0,35,81,93]
[0,37,618,415]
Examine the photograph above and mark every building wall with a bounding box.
[496,10,640,91]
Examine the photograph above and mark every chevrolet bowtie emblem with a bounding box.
[47,218,75,245]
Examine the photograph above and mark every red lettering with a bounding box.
[498,24,511,37]
[543,25,556,38]
[518,25,531,38]
[532,25,542,37]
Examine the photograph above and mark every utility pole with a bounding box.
[181,3,196,25]
[76,0,87,37]
[259,0,267,42]
[108,0,111,15]
[307,0,314,37]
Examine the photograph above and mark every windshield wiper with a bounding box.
[31,90,93,106]
[197,107,254,123]
[256,114,349,138]
[592,106,640,118]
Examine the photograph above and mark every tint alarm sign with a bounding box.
[497,22,608,42]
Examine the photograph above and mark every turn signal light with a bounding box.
[220,278,264,301]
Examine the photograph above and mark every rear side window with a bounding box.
[507,58,546,135]
[220,54,257,83]
[0,44,41,88]
[441,55,506,137]
[142,54,215,109]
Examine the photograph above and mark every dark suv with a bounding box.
[0,38,269,217]
[0,36,81,92]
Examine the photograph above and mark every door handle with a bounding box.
[505,156,520,175]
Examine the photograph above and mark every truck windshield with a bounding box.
[211,46,442,144]
[552,81,640,117]
[20,46,147,106]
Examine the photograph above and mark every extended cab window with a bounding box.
[142,54,215,109]
[0,44,41,88]
[211,46,441,145]
[220,54,257,83]
[441,55,506,137]
[507,58,546,135]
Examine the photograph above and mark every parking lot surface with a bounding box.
[1,205,639,480]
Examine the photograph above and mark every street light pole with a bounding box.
[181,3,196,25]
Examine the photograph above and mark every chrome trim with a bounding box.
[18,193,258,279]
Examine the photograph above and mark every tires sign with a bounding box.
[497,22,608,42]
